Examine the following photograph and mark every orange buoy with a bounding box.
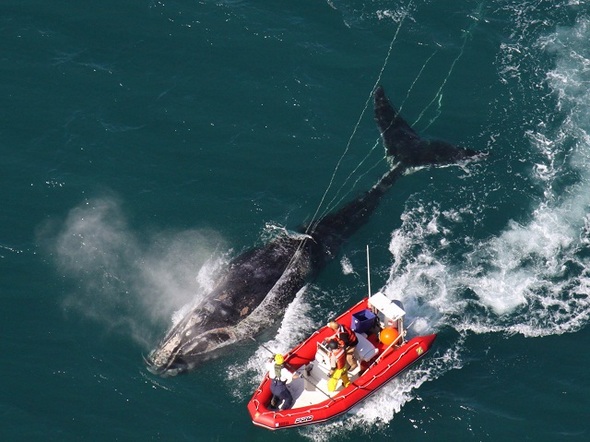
[379,327,399,346]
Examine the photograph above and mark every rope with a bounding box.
[306,1,416,233]
[275,0,485,276]
[414,1,486,131]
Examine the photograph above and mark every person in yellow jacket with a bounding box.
[266,354,298,410]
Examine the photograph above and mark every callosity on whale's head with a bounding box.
[145,306,239,375]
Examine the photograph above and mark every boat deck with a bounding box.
[288,361,363,409]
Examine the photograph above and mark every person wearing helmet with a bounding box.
[326,339,350,392]
[327,320,359,371]
[265,353,298,410]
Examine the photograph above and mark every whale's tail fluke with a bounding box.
[374,86,486,167]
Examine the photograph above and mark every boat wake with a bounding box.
[398,14,590,339]
[363,14,590,438]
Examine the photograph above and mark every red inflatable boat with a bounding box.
[247,292,436,430]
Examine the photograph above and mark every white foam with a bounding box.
[340,255,355,275]
[377,16,590,341]
[463,17,590,332]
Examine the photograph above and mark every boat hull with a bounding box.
[247,298,437,430]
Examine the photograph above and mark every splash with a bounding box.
[383,16,590,338]
[42,196,226,349]
[461,16,590,334]
[340,255,356,275]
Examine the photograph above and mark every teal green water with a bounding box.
[2,1,590,440]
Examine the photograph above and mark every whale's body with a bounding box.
[146,86,483,375]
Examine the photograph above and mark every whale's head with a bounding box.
[144,238,310,375]
[145,309,238,376]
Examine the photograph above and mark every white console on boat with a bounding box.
[353,332,378,362]
[368,292,405,334]
[313,342,333,375]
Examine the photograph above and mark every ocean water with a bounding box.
[2,1,590,441]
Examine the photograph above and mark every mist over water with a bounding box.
[47,196,226,348]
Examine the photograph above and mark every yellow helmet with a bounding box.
[274,354,284,365]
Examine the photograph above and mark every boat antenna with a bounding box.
[366,245,372,298]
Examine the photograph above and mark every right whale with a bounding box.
[145,86,485,376]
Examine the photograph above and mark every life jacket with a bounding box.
[329,347,346,370]
[337,324,358,347]
[273,363,286,384]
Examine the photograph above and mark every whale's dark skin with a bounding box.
[145,86,484,375]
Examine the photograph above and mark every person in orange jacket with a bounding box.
[327,321,359,371]
[326,339,350,392]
